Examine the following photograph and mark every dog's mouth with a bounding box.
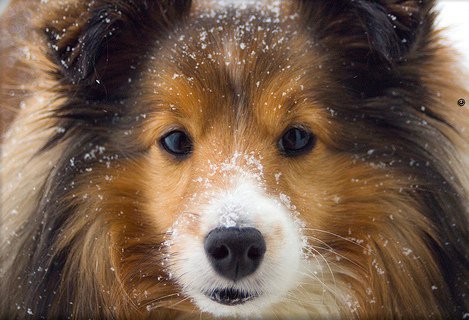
[204,288,259,305]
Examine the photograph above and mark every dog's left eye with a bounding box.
[160,130,193,158]
[278,127,316,157]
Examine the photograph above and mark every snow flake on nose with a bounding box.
[194,151,265,187]
[218,199,246,228]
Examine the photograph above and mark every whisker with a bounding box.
[304,235,368,271]
[303,245,337,290]
[146,292,182,307]
[297,270,338,298]
[302,228,368,250]
[167,296,191,309]
[147,293,187,310]
[302,246,325,279]
[289,283,324,307]
[284,291,330,307]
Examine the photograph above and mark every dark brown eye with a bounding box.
[160,130,193,158]
[278,127,316,157]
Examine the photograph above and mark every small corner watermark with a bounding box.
[457,98,465,107]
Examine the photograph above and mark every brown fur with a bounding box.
[1,0,468,319]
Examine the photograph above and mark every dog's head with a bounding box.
[39,0,467,318]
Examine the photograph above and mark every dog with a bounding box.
[1,0,468,318]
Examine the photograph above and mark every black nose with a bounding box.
[204,227,266,282]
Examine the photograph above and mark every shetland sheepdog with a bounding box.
[0,0,468,318]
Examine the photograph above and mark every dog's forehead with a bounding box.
[141,7,326,129]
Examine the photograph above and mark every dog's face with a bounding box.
[113,7,377,316]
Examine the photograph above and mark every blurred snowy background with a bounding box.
[436,1,469,66]
[0,0,468,65]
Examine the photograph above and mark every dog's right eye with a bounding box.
[160,130,193,158]
[278,127,316,157]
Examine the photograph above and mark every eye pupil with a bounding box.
[279,127,315,157]
[161,130,193,158]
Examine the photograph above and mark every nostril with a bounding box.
[247,245,263,260]
[210,245,229,260]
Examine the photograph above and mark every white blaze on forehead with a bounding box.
[200,176,301,238]
[204,178,260,229]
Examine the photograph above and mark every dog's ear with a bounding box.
[295,0,436,96]
[296,0,435,64]
[43,0,192,93]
